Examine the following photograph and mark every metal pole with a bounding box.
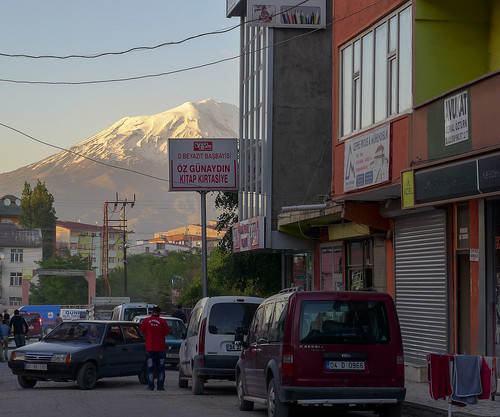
[201,191,208,297]
[123,230,128,297]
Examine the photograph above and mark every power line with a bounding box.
[0,1,309,60]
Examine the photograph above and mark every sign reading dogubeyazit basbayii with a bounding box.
[168,138,238,191]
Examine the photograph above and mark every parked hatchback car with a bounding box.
[178,296,264,395]
[132,314,186,367]
[235,289,406,417]
[8,320,147,390]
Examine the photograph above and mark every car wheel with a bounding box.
[268,378,290,417]
[138,363,147,385]
[44,326,53,336]
[77,362,98,390]
[191,366,204,395]
[237,372,254,411]
[379,403,402,417]
[178,365,188,388]
[18,375,37,388]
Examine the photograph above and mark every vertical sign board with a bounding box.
[232,216,265,252]
[344,124,390,192]
[168,138,238,192]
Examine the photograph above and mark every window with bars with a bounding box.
[340,4,412,138]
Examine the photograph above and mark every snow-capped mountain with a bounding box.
[0,99,238,237]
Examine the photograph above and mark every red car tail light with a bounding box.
[281,344,294,385]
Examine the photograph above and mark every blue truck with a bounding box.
[19,305,61,335]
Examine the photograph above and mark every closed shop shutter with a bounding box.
[394,210,447,366]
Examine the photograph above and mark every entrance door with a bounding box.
[456,253,471,354]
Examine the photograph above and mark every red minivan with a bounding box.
[235,289,406,417]
[20,312,43,340]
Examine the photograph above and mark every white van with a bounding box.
[110,302,156,321]
[178,296,264,395]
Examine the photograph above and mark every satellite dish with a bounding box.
[3,198,11,206]
[15,199,21,206]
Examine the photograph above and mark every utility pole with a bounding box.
[102,193,135,297]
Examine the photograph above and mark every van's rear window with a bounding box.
[208,303,260,335]
[123,308,149,321]
[299,300,391,345]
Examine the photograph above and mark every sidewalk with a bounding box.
[404,379,500,417]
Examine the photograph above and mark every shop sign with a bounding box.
[168,138,238,191]
[414,161,479,204]
[232,216,265,252]
[344,124,390,192]
[444,91,469,146]
[401,170,415,208]
[247,0,326,29]
[478,153,500,194]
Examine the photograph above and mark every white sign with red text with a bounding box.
[168,138,238,191]
[232,216,265,252]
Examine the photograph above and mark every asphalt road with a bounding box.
[0,340,410,417]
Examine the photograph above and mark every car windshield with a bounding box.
[299,300,391,345]
[45,322,105,343]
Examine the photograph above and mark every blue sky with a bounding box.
[0,0,240,174]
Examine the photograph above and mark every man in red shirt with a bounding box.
[140,306,170,391]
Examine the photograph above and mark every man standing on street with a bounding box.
[9,310,28,348]
[171,304,187,323]
[140,306,170,391]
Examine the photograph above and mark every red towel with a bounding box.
[427,353,452,400]
[479,357,492,400]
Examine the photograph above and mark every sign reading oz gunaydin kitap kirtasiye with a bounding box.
[168,138,238,191]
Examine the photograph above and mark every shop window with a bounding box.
[320,243,343,291]
[347,239,373,290]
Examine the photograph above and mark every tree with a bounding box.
[19,180,57,260]
[107,249,202,308]
[209,191,282,298]
[29,254,89,304]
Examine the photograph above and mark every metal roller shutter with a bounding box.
[394,211,448,366]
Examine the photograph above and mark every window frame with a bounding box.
[10,272,22,286]
[339,3,412,139]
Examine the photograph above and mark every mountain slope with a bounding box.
[0,99,238,238]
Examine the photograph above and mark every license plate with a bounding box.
[25,363,47,371]
[166,353,178,358]
[326,361,365,371]
[226,343,241,351]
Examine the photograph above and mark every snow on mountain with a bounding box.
[0,99,238,237]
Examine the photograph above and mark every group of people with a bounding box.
[140,304,187,391]
[0,309,30,362]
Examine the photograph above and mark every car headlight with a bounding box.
[51,353,71,363]
[11,352,25,361]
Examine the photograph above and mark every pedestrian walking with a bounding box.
[140,306,170,391]
[9,310,28,348]
[54,313,63,327]
[171,304,187,323]
[0,319,12,361]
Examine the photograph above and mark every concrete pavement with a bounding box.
[404,379,500,417]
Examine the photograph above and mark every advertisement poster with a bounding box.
[344,125,390,192]
[247,0,326,28]
[168,138,238,191]
[232,216,265,252]
[444,91,469,146]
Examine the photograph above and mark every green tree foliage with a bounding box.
[19,180,57,260]
[29,254,89,305]
[107,249,202,309]
[208,191,282,299]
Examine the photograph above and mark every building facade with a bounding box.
[0,223,42,309]
[272,0,500,376]
[55,220,124,277]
